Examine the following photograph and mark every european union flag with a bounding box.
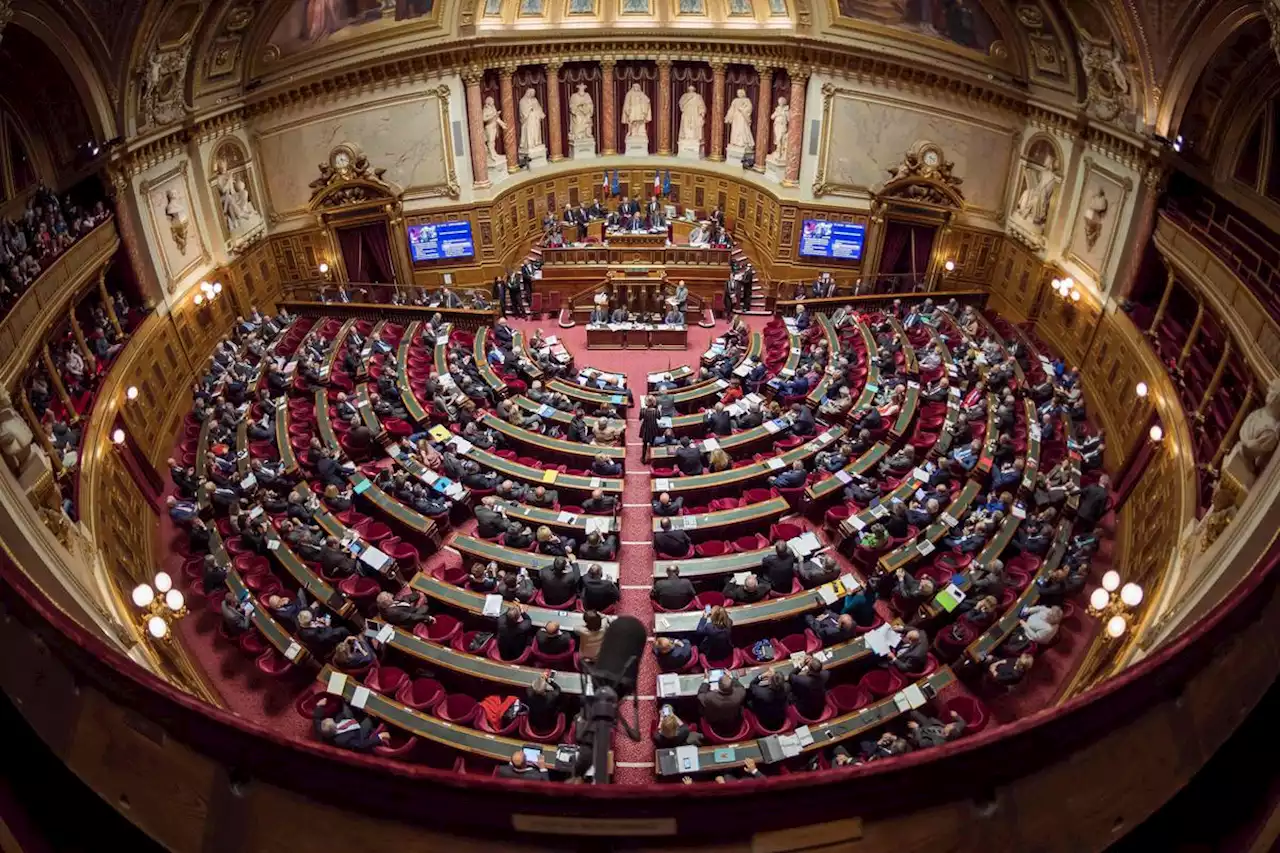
[662,170,671,195]
[610,169,620,197]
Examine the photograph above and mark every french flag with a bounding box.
[602,171,609,194]
[653,172,661,196]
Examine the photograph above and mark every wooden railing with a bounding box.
[774,288,989,317]
[278,299,498,332]
[0,217,119,383]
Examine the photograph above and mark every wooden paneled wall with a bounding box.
[938,226,1002,289]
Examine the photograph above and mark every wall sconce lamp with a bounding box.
[1135,381,1148,399]
[126,386,138,402]
[131,571,187,640]
[319,262,332,280]
[1051,277,1080,302]
[111,428,126,445]
[1148,424,1164,443]
[196,281,223,306]
[943,260,956,273]
[1088,570,1144,639]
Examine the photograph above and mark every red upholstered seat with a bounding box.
[417,613,461,645]
[694,540,731,558]
[732,534,769,552]
[438,694,482,727]
[824,504,851,530]
[396,677,446,712]
[778,629,822,656]
[366,664,409,696]
[255,649,294,677]
[532,640,576,669]
[354,519,392,542]
[488,640,534,665]
[452,630,494,657]
[859,667,906,698]
[699,648,744,670]
[830,683,871,713]
[701,716,751,744]
[945,694,989,734]
[337,575,380,606]
[478,710,522,737]
[745,708,792,737]
[770,522,804,542]
[238,631,268,657]
[786,696,838,727]
[696,591,728,609]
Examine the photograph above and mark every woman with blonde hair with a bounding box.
[695,605,734,660]
[707,447,732,472]
[654,706,703,748]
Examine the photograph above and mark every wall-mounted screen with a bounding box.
[798,219,865,261]
[408,221,475,262]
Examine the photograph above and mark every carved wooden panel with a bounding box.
[270,232,328,283]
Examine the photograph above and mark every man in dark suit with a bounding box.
[535,621,573,656]
[581,563,620,611]
[890,628,930,674]
[1076,474,1111,531]
[654,517,692,557]
[496,605,537,660]
[538,557,582,607]
[706,404,733,436]
[581,489,617,514]
[319,537,356,576]
[651,492,683,516]
[804,611,855,646]
[788,657,830,719]
[673,437,703,476]
[314,702,389,752]
[792,404,817,436]
[497,750,550,781]
[697,673,746,735]
[747,670,789,731]
[578,531,616,561]
[651,565,696,610]
[722,573,771,604]
[769,460,808,490]
[475,497,511,539]
[526,675,562,731]
[906,709,967,749]
[759,541,796,591]
[653,636,694,671]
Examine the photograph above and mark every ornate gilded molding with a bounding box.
[0,0,12,46]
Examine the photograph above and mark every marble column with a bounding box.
[601,59,617,156]
[784,68,808,186]
[68,308,93,365]
[753,66,773,172]
[709,61,727,161]
[41,344,76,423]
[547,61,564,162]
[463,67,492,189]
[657,58,673,156]
[499,64,519,173]
[107,170,165,307]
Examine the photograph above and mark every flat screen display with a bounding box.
[407,221,475,262]
[798,219,865,261]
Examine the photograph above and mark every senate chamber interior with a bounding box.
[0,0,1279,850]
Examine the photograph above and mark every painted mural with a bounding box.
[265,0,435,61]
[834,0,1002,55]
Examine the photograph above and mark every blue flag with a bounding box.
[610,169,620,197]
[663,170,671,196]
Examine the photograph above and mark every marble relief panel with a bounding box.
[815,87,1014,215]
[1065,157,1131,281]
[253,91,452,221]
[140,161,208,291]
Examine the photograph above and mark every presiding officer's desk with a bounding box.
[586,323,688,350]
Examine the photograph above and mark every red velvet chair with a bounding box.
[396,677,446,712]
[859,667,906,698]
[944,694,989,734]
[824,504,851,531]
[337,575,381,609]
[694,540,732,558]
[488,641,534,665]
[452,629,494,657]
[478,708,522,737]
[769,522,804,542]
[732,534,769,553]
[531,639,576,669]
[416,613,461,645]
[365,664,409,696]
[295,687,342,720]
[745,708,792,737]
[830,683,871,713]
[778,629,822,656]
[699,648,744,670]
[786,696,838,727]
[255,649,293,677]
[238,631,268,657]
[438,694,482,727]
[700,716,751,745]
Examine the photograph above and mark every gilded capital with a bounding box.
[462,65,485,85]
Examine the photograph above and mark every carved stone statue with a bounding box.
[1082,186,1109,250]
[768,97,790,163]
[724,88,754,151]
[621,83,652,141]
[1014,144,1060,233]
[518,87,545,153]
[137,42,192,131]
[568,83,594,141]
[1080,41,1132,124]
[1235,380,1280,473]
[482,95,506,165]
[0,387,36,476]
[214,164,260,234]
[164,188,189,253]
[678,85,705,143]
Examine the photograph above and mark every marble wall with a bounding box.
[1060,154,1139,296]
[251,79,463,226]
[131,155,215,305]
[809,75,1018,221]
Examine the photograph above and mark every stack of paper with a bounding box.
[657,673,681,698]
[482,593,504,617]
[865,623,903,657]
[359,546,393,573]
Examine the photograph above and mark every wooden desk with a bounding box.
[279,300,498,333]
[479,412,625,468]
[451,535,619,581]
[878,480,981,574]
[804,442,890,504]
[586,326,625,350]
[459,445,623,498]
[650,416,791,462]
[654,668,956,776]
[548,378,631,409]
[661,635,872,698]
[411,574,589,631]
[650,497,789,541]
[652,545,773,580]
[964,521,1070,661]
[650,427,845,497]
[584,325,688,351]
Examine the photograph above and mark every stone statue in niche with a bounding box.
[768,96,790,163]
[621,82,652,156]
[518,88,545,152]
[677,83,706,159]
[724,88,754,159]
[569,83,594,141]
[1082,186,1109,250]
[1234,380,1280,474]
[214,162,260,234]
[1013,142,1060,234]
[482,95,506,166]
[164,189,190,254]
[1080,41,1132,124]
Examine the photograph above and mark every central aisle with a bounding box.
[508,319,735,782]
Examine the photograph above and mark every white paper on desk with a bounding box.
[941,512,959,528]
[795,725,815,748]
[701,438,720,452]
[445,483,466,500]
[839,573,861,594]
[654,478,672,492]
[901,683,929,710]
[376,623,396,645]
[818,585,839,605]
[778,733,801,758]
[715,379,729,390]
[733,363,752,378]
[766,457,785,470]
[359,547,392,572]
[681,515,698,530]
[482,593,504,617]
[907,381,920,390]
[326,671,348,696]
[1029,427,1042,442]
[728,403,746,417]
[763,419,783,434]
[790,532,821,556]
[351,685,372,711]
[835,469,854,484]
[849,515,867,531]
[1012,503,1027,519]
[789,651,807,666]
[676,744,700,772]
[658,673,681,698]
[779,368,795,379]
[284,641,303,661]
[915,488,927,502]
[249,506,265,520]
[657,417,672,429]
[654,615,671,632]
[590,477,603,488]
[917,539,936,556]
[913,467,931,483]
[893,691,912,713]
[949,386,961,396]
[816,431,834,445]
[866,624,902,657]
[871,503,889,519]
[557,511,575,523]
[587,517,612,535]
[267,539,281,551]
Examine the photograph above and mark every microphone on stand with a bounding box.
[581,615,647,784]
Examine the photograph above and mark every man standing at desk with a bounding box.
[672,279,688,312]
[647,196,665,229]
[610,302,630,323]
